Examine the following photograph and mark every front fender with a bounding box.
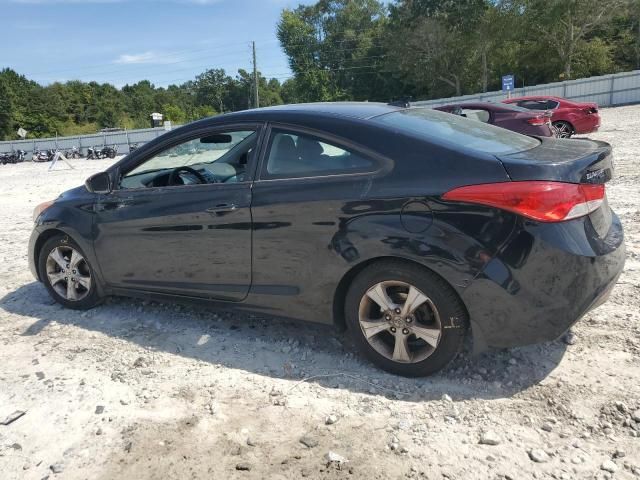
[30,200,106,294]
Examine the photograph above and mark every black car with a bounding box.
[29,103,625,377]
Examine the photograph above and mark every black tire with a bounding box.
[38,234,103,310]
[345,260,467,377]
[552,120,574,138]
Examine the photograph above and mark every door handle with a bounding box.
[205,203,237,214]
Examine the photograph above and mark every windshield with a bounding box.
[373,108,540,155]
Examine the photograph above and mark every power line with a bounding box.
[25,38,277,77]
[22,24,389,78]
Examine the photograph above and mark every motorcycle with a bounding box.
[63,146,82,159]
[12,149,26,163]
[87,145,118,160]
[32,149,51,162]
[1,149,27,164]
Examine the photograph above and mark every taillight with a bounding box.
[527,117,546,126]
[442,181,605,222]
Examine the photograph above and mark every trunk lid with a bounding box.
[578,102,599,113]
[496,137,613,185]
[496,138,614,235]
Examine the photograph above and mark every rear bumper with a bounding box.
[574,114,601,134]
[462,211,625,350]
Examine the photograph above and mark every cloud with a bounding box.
[113,51,185,64]
[9,0,222,3]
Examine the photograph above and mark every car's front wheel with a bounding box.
[38,234,103,310]
[345,261,467,377]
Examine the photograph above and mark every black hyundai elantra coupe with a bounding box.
[29,102,625,377]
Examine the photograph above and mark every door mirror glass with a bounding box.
[85,172,112,194]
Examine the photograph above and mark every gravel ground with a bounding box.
[0,106,639,480]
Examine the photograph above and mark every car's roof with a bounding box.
[436,101,531,113]
[504,95,564,103]
[214,102,404,122]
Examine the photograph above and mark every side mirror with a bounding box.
[85,171,112,194]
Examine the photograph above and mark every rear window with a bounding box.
[373,108,539,155]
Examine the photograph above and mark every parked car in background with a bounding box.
[29,103,624,377]
[503,96,600,138]
[435,102,555,137]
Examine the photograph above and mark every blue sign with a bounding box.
[502,74,515,91]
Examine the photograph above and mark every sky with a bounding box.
[0,0,314,87]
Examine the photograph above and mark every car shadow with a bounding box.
[1,282,568,402]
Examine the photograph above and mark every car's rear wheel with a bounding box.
[345,260,467,377]
[38,234,103,310]
[552,120,574,138]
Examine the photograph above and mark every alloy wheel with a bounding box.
[358,281,442,364]
[554,122,573,138]
[45,246,92,301]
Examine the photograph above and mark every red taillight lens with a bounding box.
[442,181,605,222]
[527,117,546,126]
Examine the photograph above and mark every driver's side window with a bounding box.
[119,130,257,190]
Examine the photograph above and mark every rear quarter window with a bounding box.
[373,108,539,155]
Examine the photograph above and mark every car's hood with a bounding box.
[57,184,92,201]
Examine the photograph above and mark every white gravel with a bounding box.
[1,105,639,479]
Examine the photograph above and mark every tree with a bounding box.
[163,104,187,124]
[277,0,389,102]
[524,0,627,79]
[194,69,231,113]
[385,0,489,97]
[0,78,14,140]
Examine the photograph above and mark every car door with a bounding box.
[92,126,262,301]
[249,125,381,320]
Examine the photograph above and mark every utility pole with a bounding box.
[252,41,259,109]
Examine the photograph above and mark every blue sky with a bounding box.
[1,0,313,87]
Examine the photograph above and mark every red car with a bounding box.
[435,102,554,137]
[503,96,600,138]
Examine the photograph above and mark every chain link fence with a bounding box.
[0,126,175,155]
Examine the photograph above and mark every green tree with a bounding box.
[523,0,627,79]
[277,0,389,102]
[195,69,230,113]
[0,78,14,140]
[163,104,187,124]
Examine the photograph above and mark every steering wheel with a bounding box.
[167,166,209,186]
